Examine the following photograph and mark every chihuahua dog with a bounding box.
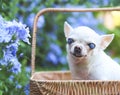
[64,21,120,80]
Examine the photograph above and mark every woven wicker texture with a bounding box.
[30,8,120,95]
[30,72,120,95]
[30,81,120,95]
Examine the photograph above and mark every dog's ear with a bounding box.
[100,34,114,50]
[64,21,73,38]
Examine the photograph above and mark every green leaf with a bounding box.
[0,90,3,95]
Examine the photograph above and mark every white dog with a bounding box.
[64,21,120,80]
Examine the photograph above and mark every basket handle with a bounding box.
[31,7,120,75]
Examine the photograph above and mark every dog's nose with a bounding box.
[74,46,81,54]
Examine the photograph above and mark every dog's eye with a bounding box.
[88,43,96,49]
[67,38,74,44]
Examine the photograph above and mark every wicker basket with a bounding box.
[30,8,120,95]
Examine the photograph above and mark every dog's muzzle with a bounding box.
[73,46,82,57]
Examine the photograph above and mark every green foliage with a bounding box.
[0,13,30,95]
[0,64,29,95]
[110,0,120,6]
[105,27,120,57]
[0,0,19,20]
[0,0,120,94]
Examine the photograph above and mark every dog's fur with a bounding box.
[64,21,120,80]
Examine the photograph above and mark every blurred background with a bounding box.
[1,0,120,94]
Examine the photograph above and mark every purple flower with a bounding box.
[1,50,22,74]
[3,49,14,64]
[19,53,24,58]
[10,58,21,74]
[25,66,31,78]
[6,20,31,44]
[26,66,31,73]
[47,33,57,40]
[24,84,30,95]
[0,15,31,44]
[47,52,58,65]
[1,43,18,65]
[0,60,7,66]
[50,43,62,56]
[26,13,45,28]
[7,43,18,56]
[59,56,67,65]
[0,16,12,43]
[89,0,109,6]
[15,81,22,89]
[68,12,103,35]
[0,15,30,74]
[9,75,14,82]
[16,84,22,89]
[103,0,109,6]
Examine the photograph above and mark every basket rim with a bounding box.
[30,70,71,79]
[30,78,120,82]
[30,71,120,82]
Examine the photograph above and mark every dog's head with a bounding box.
[64,21,114,58]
